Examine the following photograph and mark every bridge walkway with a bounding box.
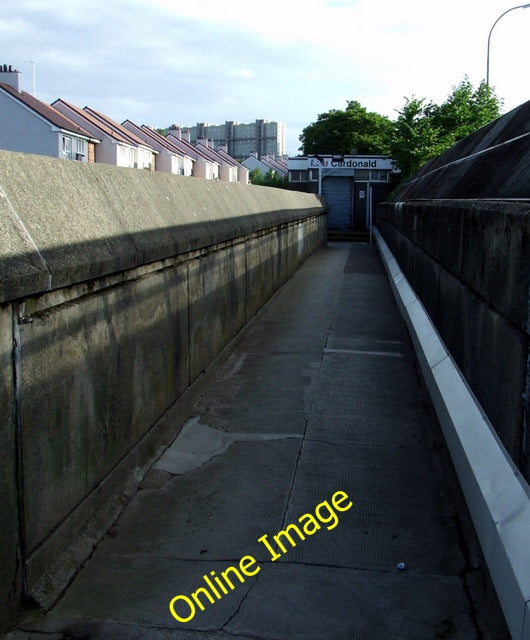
[7,242,495,640]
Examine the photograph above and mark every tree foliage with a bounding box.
[249,167,289,189]
[390,78,502,179]
[299,100,393,155]
[389,96,448,180]
[428,78,502,144]
[298,78,503,182]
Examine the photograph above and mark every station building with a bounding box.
[288,154,398,232]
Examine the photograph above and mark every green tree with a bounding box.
[299,100,393,155]
[249,167,289,189]
[428,77,502,145]
[390,97,447,180]
[391,78,502,180]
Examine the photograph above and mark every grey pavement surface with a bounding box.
[7,243,485,639]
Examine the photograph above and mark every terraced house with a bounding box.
[0,65,98,161]
[52,99,157,170]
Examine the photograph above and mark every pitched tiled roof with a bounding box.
[84,107,155,152]
[196,140,236,167]
[216,148,247,171]
[166,133,219,164]
[143,126,194,159]
[269,158,288,173]
[260,156,288,174]
[246,155,288,176]
[122,120,193,161]
[0,83,96,140]
[52,98,133,145]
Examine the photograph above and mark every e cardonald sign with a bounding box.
[331,158,375,168]
[308,155,394,170]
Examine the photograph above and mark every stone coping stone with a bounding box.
[0,150,326,303]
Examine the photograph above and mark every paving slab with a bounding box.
[225,564,477,640]
[6,242,487,640]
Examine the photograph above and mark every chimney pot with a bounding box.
[0,64,21,91]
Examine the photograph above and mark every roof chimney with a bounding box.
[0,64,21,92]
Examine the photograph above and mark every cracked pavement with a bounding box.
[5,243,496,639]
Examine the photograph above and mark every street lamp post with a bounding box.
[486,3,530,85]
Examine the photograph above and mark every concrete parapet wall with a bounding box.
[375,229,530,640]
[377,104,530,637]
[0,304,20,631]
[0,151,324,303]
[377,101,530,482]
[0,150,326,631]
[377,200,529,481]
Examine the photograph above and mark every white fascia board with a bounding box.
[139,144,159,155]
[175,154,195,163]
[50,126,99,144]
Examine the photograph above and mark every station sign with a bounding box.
[308,156,394,170]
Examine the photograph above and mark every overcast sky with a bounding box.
[2,0,528,154]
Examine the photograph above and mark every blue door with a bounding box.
[322,177,353,230]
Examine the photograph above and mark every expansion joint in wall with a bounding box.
[12,302,28,594]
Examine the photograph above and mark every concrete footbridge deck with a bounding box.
[6,241,509,640]
[3,100,530,640]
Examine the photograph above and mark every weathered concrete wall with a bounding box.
[395,100,530,199]
[0,304,21,631]
[377,100,530,485]
[0,150,327,633]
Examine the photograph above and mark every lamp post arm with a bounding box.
[486,4,530,85]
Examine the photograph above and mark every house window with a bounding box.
[309,169,319,181]
[172,156,184,175]
[61,136,72,159]
[142,150,153,170]
[75,138,87,161]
